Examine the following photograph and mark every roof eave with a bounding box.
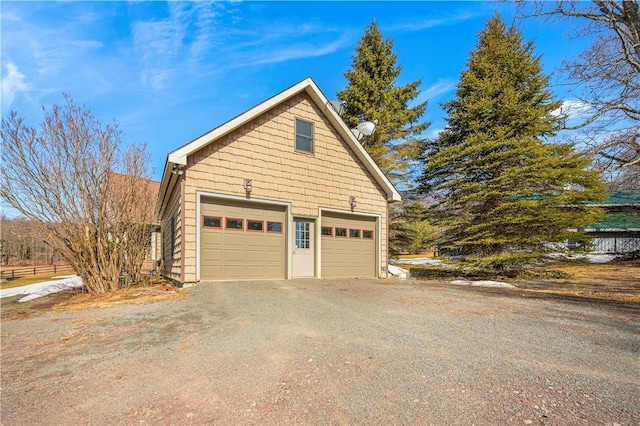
[302,80,401,203]
[156,77,402,215]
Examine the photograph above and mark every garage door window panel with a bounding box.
[321,226,333,236]
[203,216,222,228]
[267,222,282,233]
[349,229,361,238]
[247,220,264,232]
[335,227,347,237]
[226,218,244,230]
[363,230,374,239]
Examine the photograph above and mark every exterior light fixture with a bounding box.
[171,164,184,175]
[349,196,357,211]
[244,179,253,194]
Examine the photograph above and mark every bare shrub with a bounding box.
[0,94,155,294]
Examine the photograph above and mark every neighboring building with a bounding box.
[156,78,400,285]
[108,172,161,268]
[583,191,640,254]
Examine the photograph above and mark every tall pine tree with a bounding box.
[338,21,429,185]
[420,15,606,270]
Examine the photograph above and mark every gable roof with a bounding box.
[108,172,160,225]
[157,77,401,216]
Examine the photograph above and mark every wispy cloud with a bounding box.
[387,10,482,33]
[424,79,456,99]
[198,18,354,76]
[228,33,352,68]
[552,99,594,120]
[131,2,195,90]
[412,79,456,106]
[427,127,445,140]
[33,39,103,76]
[131,2,317,90]
[1,3,111,108]
[1,62,30,110]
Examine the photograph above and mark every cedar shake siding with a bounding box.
[157,78,400,284]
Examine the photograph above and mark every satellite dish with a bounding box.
[356,121,376,136]
[329,100,346,116]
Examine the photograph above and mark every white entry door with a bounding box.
[293,220,315,277]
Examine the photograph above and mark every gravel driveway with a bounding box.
[1,279,638,425]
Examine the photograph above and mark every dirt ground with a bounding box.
[1,276,638,425]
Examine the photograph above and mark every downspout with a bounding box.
[385,202,390,278]
[180,172,186,284]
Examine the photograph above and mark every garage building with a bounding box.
[156,78,400,285]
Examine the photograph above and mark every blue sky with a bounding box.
[2,1,593,183]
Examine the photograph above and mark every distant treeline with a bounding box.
[0,216,63,266]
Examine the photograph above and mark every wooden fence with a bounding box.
[0,264,74,280]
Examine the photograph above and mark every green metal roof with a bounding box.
[586,212,640,231]
[596,190,640,206]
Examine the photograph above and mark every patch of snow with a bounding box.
[390,257,451,267]
[388,265,408,279]
[451,280,515,288]
[1,276,83,302]
[548,253,618,264]
[586,254,617,264]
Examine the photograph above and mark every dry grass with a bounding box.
[396,252,437,259]
[1,277,187,320]
[0,273,72,289]
[54,284,189,312]
[551,263,639,284]
[408,259,640,304]
[515,262,640,304]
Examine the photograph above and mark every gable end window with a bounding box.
[295,118,314,153]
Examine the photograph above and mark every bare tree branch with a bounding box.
[0,95,155,294]
[514,1,639,188]
[518,1,639,124]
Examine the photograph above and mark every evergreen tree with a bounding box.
[338,21,429,185]
[389,202,439,255]
[420,15,606,271]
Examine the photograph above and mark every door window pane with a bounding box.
[295,221,310,249]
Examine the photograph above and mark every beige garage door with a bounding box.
[200,198,286,280]
[321,213,377,278]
